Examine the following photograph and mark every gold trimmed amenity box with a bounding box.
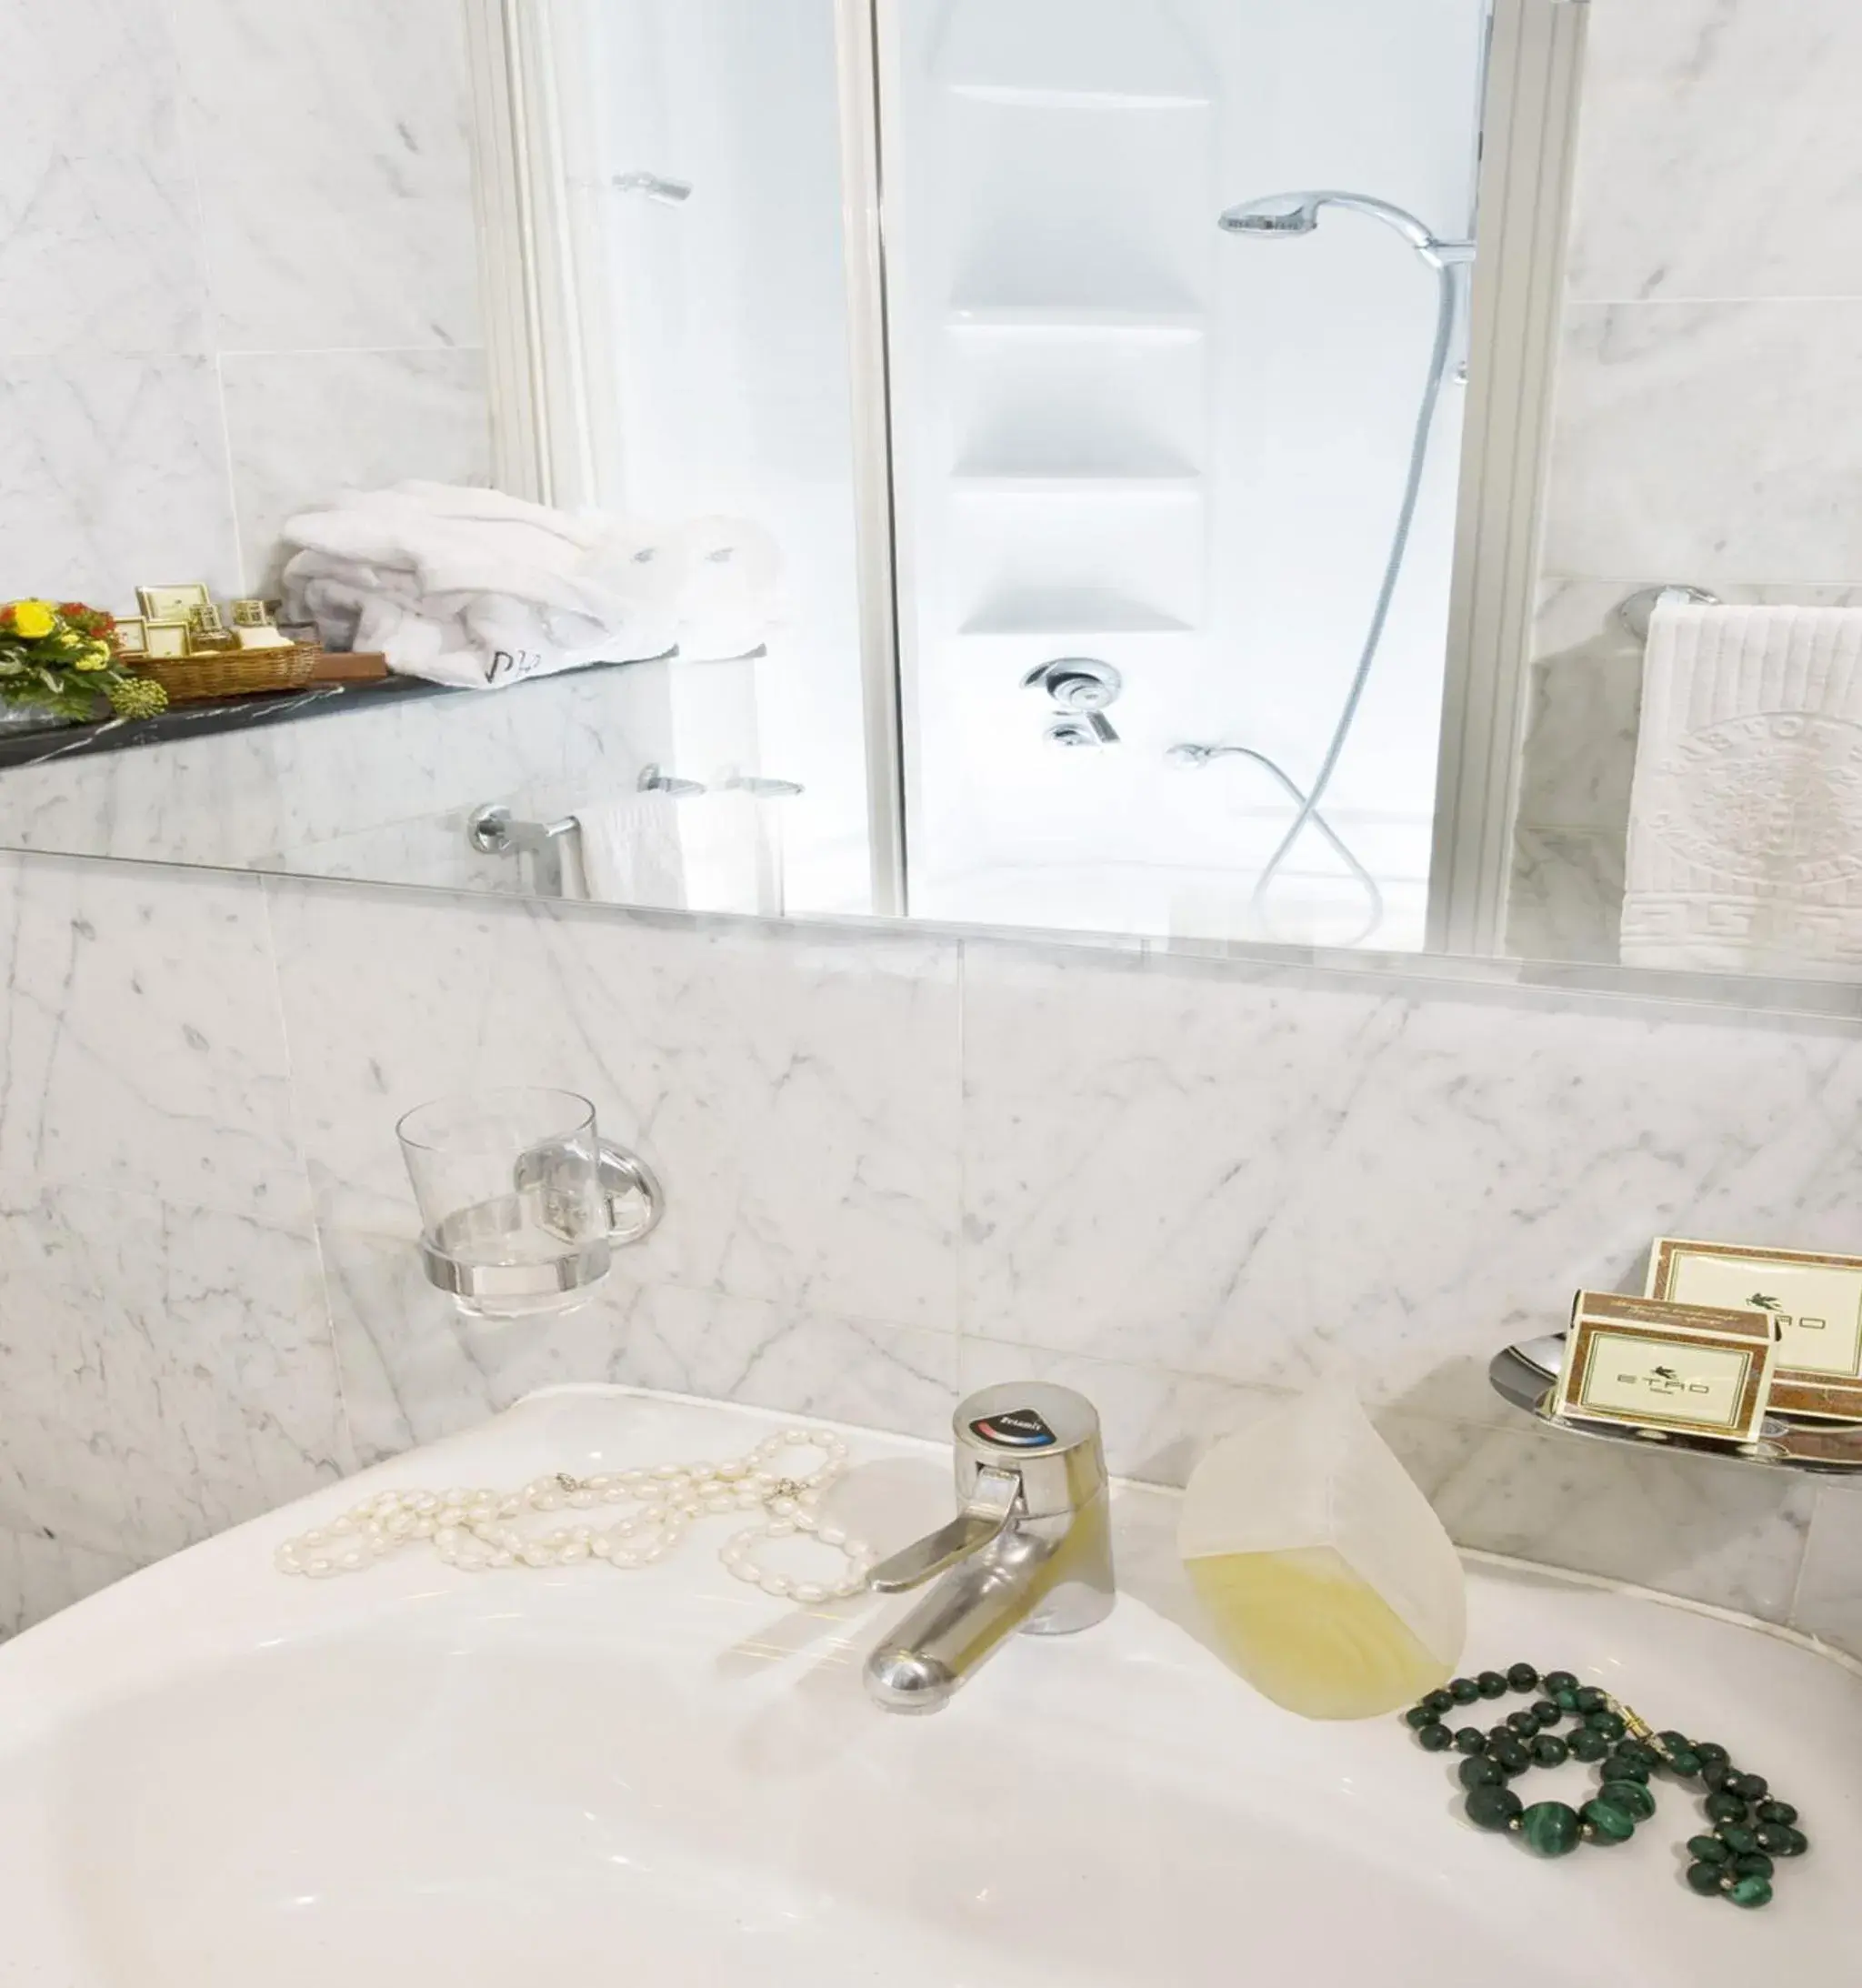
[1556,1291,1778,1446]
[1647,1238,1862,1425]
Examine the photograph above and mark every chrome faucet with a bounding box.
[863,1383,1116,1713]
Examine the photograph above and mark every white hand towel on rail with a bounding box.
[677,790,781,916]
[569,788,780,914]
[1620,601,1862,974]
[573,792,687,908]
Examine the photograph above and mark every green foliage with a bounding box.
[0,598,167,725]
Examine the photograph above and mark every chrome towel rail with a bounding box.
[1617,585,1723,643]
[466,769,806,894]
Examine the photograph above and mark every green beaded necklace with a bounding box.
[1405,1662,1810,1909]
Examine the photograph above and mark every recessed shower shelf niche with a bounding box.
[952,471,1202,497]
[948,306,1206,341]
[1489,1337,1862,1476]
[961,592,1192,638]
[938,0,1212,123]
[948,84,1211,112]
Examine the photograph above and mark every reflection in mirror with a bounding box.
[11,1,1857,1000]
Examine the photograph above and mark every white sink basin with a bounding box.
[0,1387,1852,1985]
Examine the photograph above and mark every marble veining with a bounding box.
[0,856,1855,1654]
[265,881,965,1330]
[958,937,1862,1430]
[0,857,306,1218]
[0,0,1857,1657]
[0,357,242,601]
[0,0,206,356]
[324,1222,959,1469]
[1544,302,1862,587]
[168,0,481,355]
[0,0,491,636]
[0,1529,139,1637]
[1567,0,1862,305]
[0,1180,345,1563]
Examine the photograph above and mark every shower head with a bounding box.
[1218,190,1470,267]
[1166,742,1218,767]
[1216,195,1325,239]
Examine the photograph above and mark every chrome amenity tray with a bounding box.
[1489,1336,1862,1475]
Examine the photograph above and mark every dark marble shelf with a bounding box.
[0,654,656,772]
[0,673,444,770]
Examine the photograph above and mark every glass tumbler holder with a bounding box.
[396,1089,663,1318]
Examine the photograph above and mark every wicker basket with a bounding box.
[140,640,320,704]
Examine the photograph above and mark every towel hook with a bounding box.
[1617,585,1723,644]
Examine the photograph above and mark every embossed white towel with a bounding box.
[676,790,780,916]
[1621,601,1862,974]
[569,788,778,913]
[572,792,687,907]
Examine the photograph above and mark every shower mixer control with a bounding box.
[1024,658,1123,747]
[1023,658,1122,712]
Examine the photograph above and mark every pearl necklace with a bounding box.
[275,1427,877,1603]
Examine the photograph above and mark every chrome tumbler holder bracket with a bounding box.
[417,1139,664,1310]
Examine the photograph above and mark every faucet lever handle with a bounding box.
[865,1466,1020,1593]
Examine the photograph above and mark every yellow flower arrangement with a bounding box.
[0,599,167,722]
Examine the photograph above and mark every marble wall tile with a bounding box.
[324,1223,959,1468]
[264,661,664,858]
[1512,608,1645,835]
[1790,1480,1862,1655]
[219,348,490,593]
[0,729,283,869]
[0,854,306,1218]
[1504,826,1624,967]
[960,939,1862,1425]
[1541,301,1862,586]
[0,1526,139,1639]
[0,0,179,166]
[1567,0,1862,305]
[265,880,963,1328]
[167,0,481,354]
[0,155,207,360]
[0,1180,345,1563]
[0,0,205,353]
[0,356,240,603]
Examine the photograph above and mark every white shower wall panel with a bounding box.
[887,0,1487,945]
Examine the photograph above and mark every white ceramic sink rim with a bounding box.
[0,1384,1854,1987]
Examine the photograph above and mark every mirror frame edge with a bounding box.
[1427,0,1590,957]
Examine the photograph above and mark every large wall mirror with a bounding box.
[5,0,1843,998]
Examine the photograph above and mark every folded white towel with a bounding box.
[1621,601,1862,973]
[669,515,785,662]
[278,483,783,689]
[573,792,688,907]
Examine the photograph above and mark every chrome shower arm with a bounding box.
[1218,189,1471,269]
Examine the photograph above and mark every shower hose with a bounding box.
[1187,248,1465,949]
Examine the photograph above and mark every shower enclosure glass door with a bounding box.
[882,0,1489,948]
[520,0,1496,949]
